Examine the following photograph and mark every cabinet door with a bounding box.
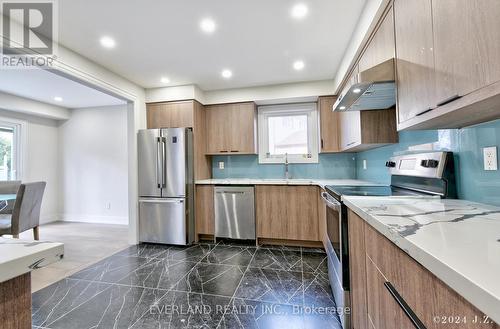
[433,0,500,104]
[394,0,435,123]
[205,105,229,154]
[339,66,361,150]
[146,101,194,129]
[318,188,327,248]
[358,6,395,72]
[228,102,256,154]
[365,255,416,329]
[286,186,318,241]
[255,186,288,239]
[348,210,369,329]
[195,185,214,236]
[319,96,340,153]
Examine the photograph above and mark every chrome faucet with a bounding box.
[284,153,291,179]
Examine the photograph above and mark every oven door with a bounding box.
[321,192,343,282]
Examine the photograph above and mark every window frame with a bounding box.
[0,117,26,181]
[258,103,319,164]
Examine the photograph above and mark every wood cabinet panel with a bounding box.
[318,188,327,249]
[256,185,288,239]
[319,96,340,153]
[195,185,214,236]
[358,6,395,72]
[433,0,500,104]
[256,185,319,241]
[394,0,436,123]
[146,101,194,128]
[286,186,318,241]
[193,101,211,179]
[348,210,369,329]
[205,102,256,154]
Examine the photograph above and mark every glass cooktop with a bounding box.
[325,185,426,200]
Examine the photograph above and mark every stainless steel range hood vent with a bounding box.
[333,58,396,112]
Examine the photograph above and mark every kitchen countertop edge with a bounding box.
[195,178,380,189]
[342,197,500,325]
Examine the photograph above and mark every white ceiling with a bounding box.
[0,69,127,108]
[58,0,367,90]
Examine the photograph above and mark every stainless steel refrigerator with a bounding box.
[138,127,194,245]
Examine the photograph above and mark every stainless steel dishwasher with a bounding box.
[214,186,255,240]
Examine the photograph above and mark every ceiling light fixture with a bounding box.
[339,106,346,110]
[54,96,63,102]
[293,60,305,71]
[200,18,216,33]
[160,77,170,84]
[221,69,233,79]
[100,36,116,49]
[353,88,362,94]
[291,3,309,19]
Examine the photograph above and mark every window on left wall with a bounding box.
[0,120,23,181]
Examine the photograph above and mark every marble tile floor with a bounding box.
[32,241,342,329]
[18,221,129,292]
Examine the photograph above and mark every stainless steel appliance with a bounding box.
[214,186,255,240]
[321,151,456,328]
[138,128,194,245]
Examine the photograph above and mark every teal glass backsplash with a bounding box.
[355,119,500,206]
[212,153,357,179]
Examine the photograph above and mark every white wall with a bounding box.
[0,109,60,224]
[58,105,128,225]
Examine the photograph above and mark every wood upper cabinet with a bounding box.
[432,0,500,103]
[205,102,256,155]
[358,6,395,72]
[195,185,214,237]
[319,96,340,153]
[394,0,436,123]
[147,101,194,128]
[339,66,361,150]
[256,185,319,242]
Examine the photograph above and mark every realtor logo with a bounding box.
[1,0,57,67]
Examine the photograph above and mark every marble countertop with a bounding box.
[195,178,380,189]
[342,196,500,324]
[0,238,64,283]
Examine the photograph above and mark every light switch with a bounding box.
[483,146,498,171]
[218,161,225,170]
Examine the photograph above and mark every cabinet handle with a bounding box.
[436,94,461,107]
[346,141,357,147]
[415,108,434,117]
[321,139,324,150]
[220,150,228,153]
[230,150,239,153]
[384,282,427,329]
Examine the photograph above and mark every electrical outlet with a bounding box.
[218,161,225,170]
[483,146,498,171]
[363,159,367,170]
[105,202,111,210]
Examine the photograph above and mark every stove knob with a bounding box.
[385,161,396,168]
[421,160,429,167]
[427,159,439,168]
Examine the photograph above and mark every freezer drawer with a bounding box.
[139,198,187,245]
[214,186,255,240]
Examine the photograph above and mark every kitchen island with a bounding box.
[0,238,64,328]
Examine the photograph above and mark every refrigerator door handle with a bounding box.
[156,137,162,188]
[162,137,167,188]
[140,198,184,204]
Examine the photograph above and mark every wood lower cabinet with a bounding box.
[317,188,328,249]
[256,185,319,242]
[195,185,214,238]
[319,96,341,153]
[205,102,256,155]
[349,209,499,329]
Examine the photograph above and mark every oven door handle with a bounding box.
[321,192,341,211]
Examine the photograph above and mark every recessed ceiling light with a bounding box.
[353,88,362,94]
[160,77,170,84]
[339,106,346,110]
[54,96,63,102]
[221,69,232,79]
[291,3,308,19]
[200,18,216,33]
[100,36,116,49]
[293,60,305,70]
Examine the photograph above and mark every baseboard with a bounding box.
[40,214,60,224]
[59,214,128,225]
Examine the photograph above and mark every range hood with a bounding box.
[333,58,396,112]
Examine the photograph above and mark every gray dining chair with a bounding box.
[0,180,21,214]
[0,182,46,240]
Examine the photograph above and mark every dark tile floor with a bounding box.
[32,241,342,329]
